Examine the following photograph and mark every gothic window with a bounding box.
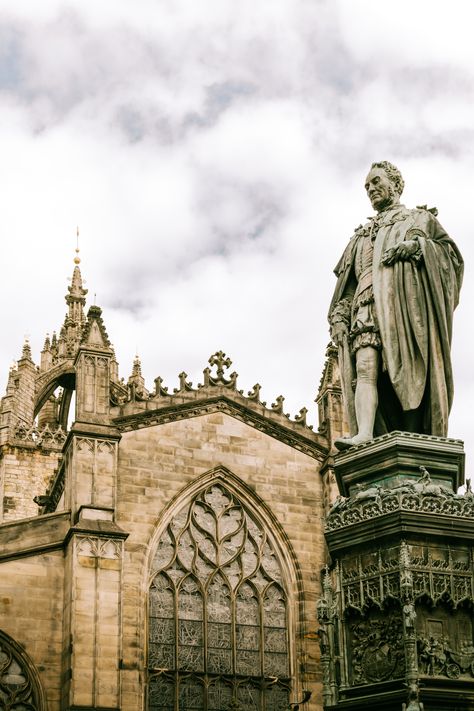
[0,630,45,710]
[148,482,291,710]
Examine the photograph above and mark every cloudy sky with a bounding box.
[1,0,473,467]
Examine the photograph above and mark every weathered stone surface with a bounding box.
[320,431,474,710]
[333,430,465,495]
[0,312,332,711]
[329,161,463,448]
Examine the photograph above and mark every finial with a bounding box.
[74,226,81,265]
[209,350,232,378]
[323,564,331,592]
[131,354,142,377]
[21,336,32,360]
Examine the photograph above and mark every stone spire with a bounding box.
[40,334,52,372]
[65,243,87,328]
[127,354,148,400]
[58,243,88,359]
[130,354,142,380]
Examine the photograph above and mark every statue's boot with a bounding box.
[334,433,373,451]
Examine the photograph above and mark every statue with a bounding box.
[329,161,463,449]
[403,601,416,629]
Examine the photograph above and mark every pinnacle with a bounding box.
[67,264,88,303]
[20,338,33,361]
[65,249,88,333]
[131,354,142,377]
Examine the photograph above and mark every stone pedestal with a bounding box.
[334,431,465,496]
[318,433,474,711]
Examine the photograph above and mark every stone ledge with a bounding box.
[0,510,70,561]
[334,431,465,495]
[325,509,474,552]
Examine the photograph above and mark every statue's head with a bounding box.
[365,161,404,212]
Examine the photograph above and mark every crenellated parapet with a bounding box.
[110,350,326,460]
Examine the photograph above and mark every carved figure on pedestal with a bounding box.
[329,161,463,449]
[465,478,474,501]
[352,482,383,507]
[402,682,424,711]
[414,465,455,498]
[403,601,416,629]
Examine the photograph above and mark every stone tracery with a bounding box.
[0,630,45,711]
[148,482,290,710]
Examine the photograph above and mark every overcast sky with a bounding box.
[1,0,473,468]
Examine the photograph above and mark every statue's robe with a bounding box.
[329,204,463,437]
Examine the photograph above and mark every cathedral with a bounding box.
[0,255,341,711]
[0,253,473,711]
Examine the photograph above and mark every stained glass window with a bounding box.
[0,630,44,710]
[148,483,290,710]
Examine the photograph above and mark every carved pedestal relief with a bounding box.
[148,482,290,711]
[349,612,404,686]
[416,606,474,680]
[318,539,474,710]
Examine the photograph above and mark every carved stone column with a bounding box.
[320,433,474,710]
[317,568,338,707]
[400,542,423,711]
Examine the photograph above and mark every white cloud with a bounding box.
[0,0,473,465]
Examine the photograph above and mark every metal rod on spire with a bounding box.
[74,226,80,265]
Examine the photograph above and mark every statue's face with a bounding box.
[365,167,397,212]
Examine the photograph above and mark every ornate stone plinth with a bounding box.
[334,431,465,496]
[318,434,474,711]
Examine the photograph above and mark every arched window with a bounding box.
[0,629,46,710]
[148,482,291,710]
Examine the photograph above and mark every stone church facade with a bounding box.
[0,259,343,711]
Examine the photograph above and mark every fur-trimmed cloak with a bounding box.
[329,205,463,437]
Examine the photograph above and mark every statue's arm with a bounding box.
[328,238,358,345]
[381,229,423,266]
[329,297,352,345]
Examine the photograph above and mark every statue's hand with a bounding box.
[382,239,419,265]
[331,320,348,346]
[396,239,420,260]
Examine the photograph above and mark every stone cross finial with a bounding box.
[205,351,238,388]
[209,350,232,377]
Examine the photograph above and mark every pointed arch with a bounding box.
[0,629,48,710]
[145,465,303,710]
[146,466,304,602]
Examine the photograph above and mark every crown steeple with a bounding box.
[65,236,87,326]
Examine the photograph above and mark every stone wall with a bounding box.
[0,409,328,711]
[0,444,61,521]
[0,546,64,710]
[116,411,326,710]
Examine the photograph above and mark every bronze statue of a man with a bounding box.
[329,161,463,450]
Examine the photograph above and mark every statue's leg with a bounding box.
[353,346,379,443]
[334,345,379,449]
